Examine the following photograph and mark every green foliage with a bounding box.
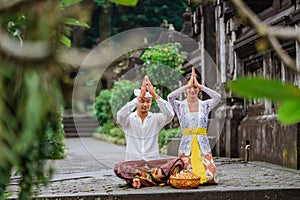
[110,0,138,6]
[109,126,125,138]
[5,14,27,43]
[94,124,125,145]
[140,42,186,99]
[158,127,181,148]
[110,80,139,119]
[4,0,90,48]
[228,77,300,125]
[86,0,188,47]
[93,128,126,145]
[0,66,63,199]
[228,77,300,101]
[45,111,66,160]
[95,79,139,128]
[58,0,90,47]
[141,43,186,68]
[94,80,138,136]
[63,17,90,28]
[95,125,181,151]
[111,0,189,33]
[95,89,113,126]
[0,1,73,199]
[94,0,112,13]
[60,35,72,47]
[2,193,11,200]
[96,121,115,135]
[60,0,82,7]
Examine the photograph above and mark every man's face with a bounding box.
[137,97,152,114]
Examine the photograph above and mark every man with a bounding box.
[116,76,174,161]
[114,76,183,188]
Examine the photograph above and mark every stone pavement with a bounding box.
[5,137,300,200]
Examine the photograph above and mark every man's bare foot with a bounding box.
[151,167,164,179]
[132,178,141,188]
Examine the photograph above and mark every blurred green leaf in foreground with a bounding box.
[228,77,300,125]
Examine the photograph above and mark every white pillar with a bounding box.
[281,62,286,83]
[218,7,226,83]
[230,27,237,80]
[295,25,300,88]
[200,5,205,85]
[263,53,273,114]
[215,1,226,84]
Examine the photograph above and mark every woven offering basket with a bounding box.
[169,170,200,189]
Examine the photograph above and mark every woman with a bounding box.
[167,67,221,184]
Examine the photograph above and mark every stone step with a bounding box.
[26,188,300,200]
[62,115,99,138]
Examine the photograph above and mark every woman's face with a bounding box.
[186,85,200,98]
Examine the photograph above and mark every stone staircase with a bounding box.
[62,115,99,137]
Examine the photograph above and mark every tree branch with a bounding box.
[0,29,51,60]
[268,33,297,71]
[0,0,47,11]
[231,0,300,73]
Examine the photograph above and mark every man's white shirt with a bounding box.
[117,97,174,161]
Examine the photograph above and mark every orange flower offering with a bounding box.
[169,170,201,189]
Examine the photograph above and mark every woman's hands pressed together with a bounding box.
[187,66,203,90]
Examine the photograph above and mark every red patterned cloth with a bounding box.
[114,158,184,187]
[179,152,218,184]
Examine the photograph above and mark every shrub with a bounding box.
[140,42,186,99]
[94,80,139,137]
[109,127,125,139]
[45,111,66,159]
[158,127,181,148]
[110,80,139,119]
[95,89,113,126]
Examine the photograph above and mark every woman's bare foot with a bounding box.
[132,178,141,188]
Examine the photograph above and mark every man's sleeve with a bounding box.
[156,97,174,125]
[117,98,138,128]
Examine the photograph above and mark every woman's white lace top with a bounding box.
[167,85,221,155]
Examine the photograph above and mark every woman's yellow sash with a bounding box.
[182,127,207,184]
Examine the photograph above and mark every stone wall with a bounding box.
[184,0,300,169]
[238,114,299,169]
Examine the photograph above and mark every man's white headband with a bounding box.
[134,88,152,98]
